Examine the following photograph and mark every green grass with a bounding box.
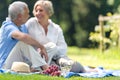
[0,47,120,80]
[68,47,120,70]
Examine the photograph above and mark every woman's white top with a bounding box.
[25,17,67,58]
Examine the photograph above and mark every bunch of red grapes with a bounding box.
[42,65,61,76]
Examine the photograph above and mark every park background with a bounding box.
[1,0,120,49]
[1,0,120,80]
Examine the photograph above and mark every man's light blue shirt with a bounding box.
[0,18,28,68]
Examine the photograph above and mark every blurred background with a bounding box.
[0,0,120,48]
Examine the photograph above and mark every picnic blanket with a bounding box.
[64,66,120,78]
[0,67,120,78]
[0,68,40,75]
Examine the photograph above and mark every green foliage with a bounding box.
[89,13,120,48]
[1,0,120,47]
[74,26,88,47]
[89,27,111,43]
[107,16,120,46]
[51,0,112,47]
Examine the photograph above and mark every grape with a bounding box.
[42,65,61,76]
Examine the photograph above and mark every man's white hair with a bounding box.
[8,1,28,20]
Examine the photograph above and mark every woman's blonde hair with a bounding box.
[33,0,54,17]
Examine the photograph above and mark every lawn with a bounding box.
[0,46,120,80]
[68,47,120,70]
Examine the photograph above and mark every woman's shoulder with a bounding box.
[25,17,38,29]
[49,19,60,28]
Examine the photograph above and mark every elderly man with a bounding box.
[0,1,51,72]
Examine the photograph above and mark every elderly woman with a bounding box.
[25,0,85,73]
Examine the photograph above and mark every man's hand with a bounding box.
[38,47,48,62]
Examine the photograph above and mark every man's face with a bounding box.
[21,7,30,24]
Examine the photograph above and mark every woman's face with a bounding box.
[34,5,49,21]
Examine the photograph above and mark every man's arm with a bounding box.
[11,30,48,62]
[12,31,42,47]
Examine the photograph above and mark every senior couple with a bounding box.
[0,0,85,73]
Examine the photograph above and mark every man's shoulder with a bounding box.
[1,22,17,32]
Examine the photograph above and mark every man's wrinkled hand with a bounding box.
[38,47,48,62]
